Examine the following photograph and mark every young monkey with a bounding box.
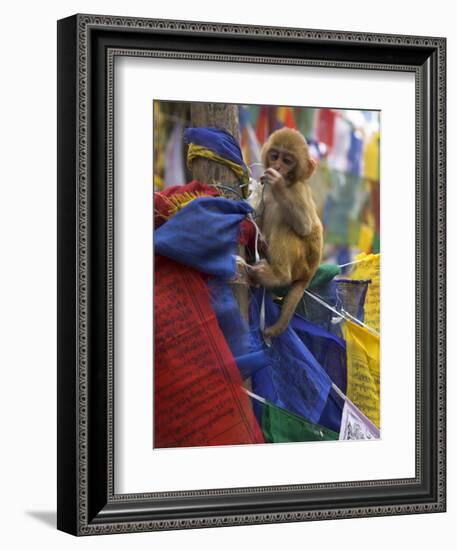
[250,127,323,338]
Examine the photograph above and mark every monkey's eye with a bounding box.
[282,156,294,166]
[268,151,279,161]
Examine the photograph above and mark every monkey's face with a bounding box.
[266,147,297,181]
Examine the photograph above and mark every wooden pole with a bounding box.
[190,103,249,324]
[190,103,241,198]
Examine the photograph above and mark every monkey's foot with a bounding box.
[263,323,285,339]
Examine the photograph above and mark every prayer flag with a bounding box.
[154,197,253,279]
[297,292,333,331]
[250,291,333,426]
[184,127,247,172]
[154,180,219,228]
[372,232,380,254]
[370,179,381,235]
[323,172,363,246]
[164,121,186,188]
[272,263,340,300]
[318,386,345,434]
[317,108,337,151]
[339,399,380,440]
[153,102,166,191]
[309,264,341,290]
[295,107,318,141]
[349,253,380,332]
[277,106,298,129]
[154,256,264,447]
[328,115,351,173]
[184,127,249,187]
[241,122,263,182]
[334,279,370,323]
[297,277,368,332]
[291,314,347,395]
[347,130,364,176]
[255,106,269,143]
[364,130,380,181]
[208,279,270,380]
[261,399,338,443]
[343,320,380,428]
[358,222,375,254]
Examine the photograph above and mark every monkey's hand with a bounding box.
[261,168,286,194]
[247,259,268,287]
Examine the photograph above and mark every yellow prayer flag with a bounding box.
[357,223,374,254]
[186,144,249,187]
[153,102,165,183]
[364,130,380,181]
[154,173,165,191]
[343,320,380,428]
[350,253,380,332]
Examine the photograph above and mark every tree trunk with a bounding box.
[190,103,241,199]
[190,103,249,328]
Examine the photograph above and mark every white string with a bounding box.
[260,288,271,347]
[338,257,375,269]
[304,290,380,337]
[255,229,260,263]
[331,382,347,402]
[242,387,267,404]
[247,213,266,262]
[341,308,379,336]
[249,215,260,264]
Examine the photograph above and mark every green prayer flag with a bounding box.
[273,263,341,298]
[261,400,339,443]
[295,107,317,140]
[372,232,380,254]
[308,263,341,290]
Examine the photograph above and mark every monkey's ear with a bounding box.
[304,157,317,180]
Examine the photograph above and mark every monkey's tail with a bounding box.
[263,280,308,338]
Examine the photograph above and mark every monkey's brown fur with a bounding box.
[250,128,323,338]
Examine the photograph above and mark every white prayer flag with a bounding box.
[339,399,380,440]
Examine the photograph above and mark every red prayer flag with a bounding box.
[154,256,264,448]
[154,180,220,228]
[255,106,269,144]
[283,107,298,129]
[317,108,337,151]
[370,180,380,234]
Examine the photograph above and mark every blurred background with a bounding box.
[153,101,380,265]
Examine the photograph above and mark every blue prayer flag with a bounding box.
[154,197,252,279]
[291,314,347,394]
[347,130,364,176]
[208,278,270,380]
[184,127,247,171]
[250,290,333,425]
[318,386,345,434]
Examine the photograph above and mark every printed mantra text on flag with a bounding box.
[154,256,263,448]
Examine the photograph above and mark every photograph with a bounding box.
[153,101,381,449]
[55,13,445,535]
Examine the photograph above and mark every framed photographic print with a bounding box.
[57,14,446,535]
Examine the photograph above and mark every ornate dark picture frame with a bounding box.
[57,14,446,536]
